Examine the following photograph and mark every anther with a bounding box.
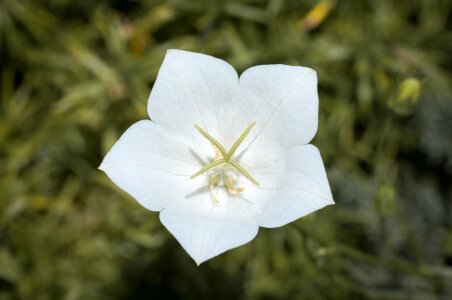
[225,177,245,195]
[209,175,220,205]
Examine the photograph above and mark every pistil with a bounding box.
[190,122,260,186]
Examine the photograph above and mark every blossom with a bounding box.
[99,49,334,265]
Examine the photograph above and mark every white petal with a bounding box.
[99,120,202,211]
[148,49,239,156]
[223,65,318,151]
[243,144,334,228]
[160,188,260,265]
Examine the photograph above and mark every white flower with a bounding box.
[99,49,334,265]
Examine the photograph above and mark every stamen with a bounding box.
[209,175,220,205]
[213,144,223,160]
[225,177,245,195]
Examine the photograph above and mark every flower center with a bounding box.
[191,122,259,204]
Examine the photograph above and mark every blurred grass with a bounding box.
[1,0,452,299]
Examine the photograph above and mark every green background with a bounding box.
[1,0,451,299]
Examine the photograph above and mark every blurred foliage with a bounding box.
[1,0,452,299]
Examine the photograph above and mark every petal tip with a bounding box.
[98,157,110,172]
[165,48,191,57]
[194,257,205,266]
[98,162,106,171]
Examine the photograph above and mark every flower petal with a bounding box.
[223,65,318,152]
[242,144,333,228]
[148,49,239,156]
[99,120,202,211]
[160,188,259,265]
